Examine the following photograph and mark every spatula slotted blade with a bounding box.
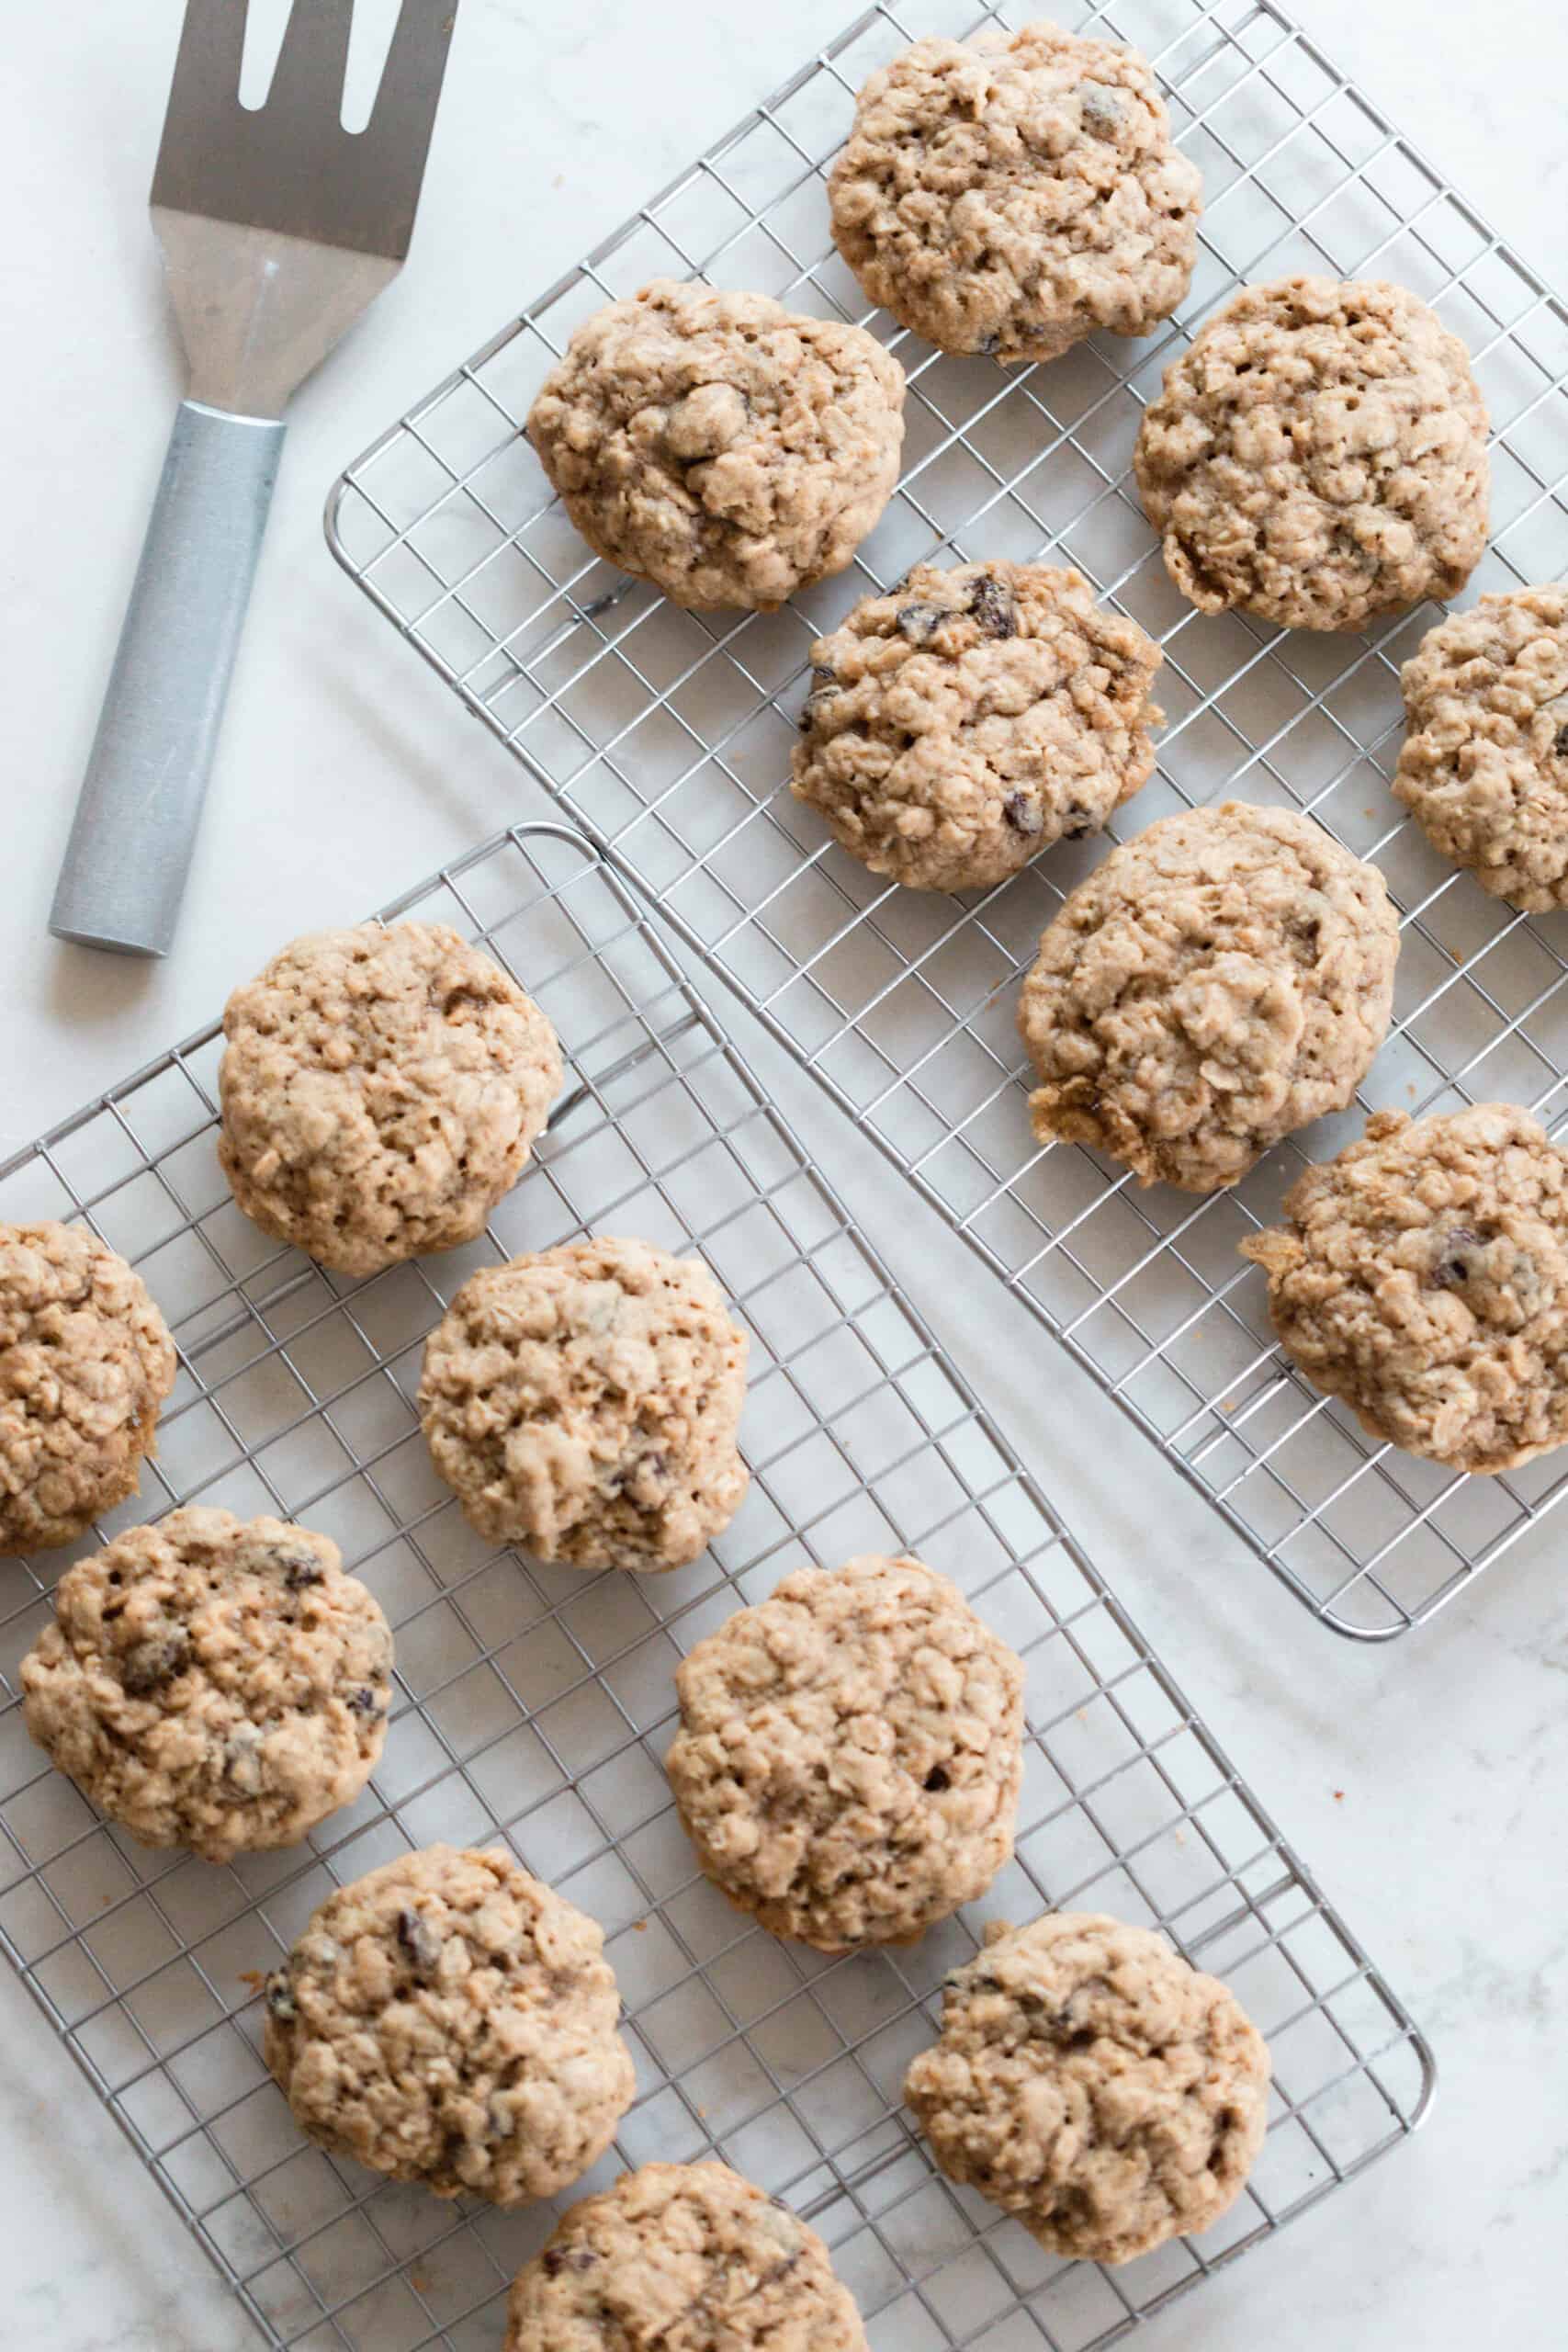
[51,0,460,957]
[153,0,457,263]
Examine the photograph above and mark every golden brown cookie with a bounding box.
[905,1912,1270,2263]
[1393,588,1568,910]
[418,1236,749,1570]
[1018,801,1400,1190]
[667,1555,1024,1951]
[829,20,1201,363]
[1135,276,1489,630]
[265,1844,634,2204]
[792,560,1162,891]
[21,1508,392,1860]
[220,921,562,1278]
[526,279,905,610]
[1243,1102,1568,1471]
[504,2162,867,2351]
[0,1220,175,1555]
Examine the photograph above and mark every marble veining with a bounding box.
[6,3,1568,2346]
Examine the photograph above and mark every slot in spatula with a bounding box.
[51,0,459,956]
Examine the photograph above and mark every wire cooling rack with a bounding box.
[0,823,1427,2351]
[327,0,1568,1642]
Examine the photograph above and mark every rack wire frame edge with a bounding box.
[0,820,1430,2352]
[325,0,1568,1642]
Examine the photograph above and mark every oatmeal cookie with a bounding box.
[418,1237,749,1570]
[0,1221,176,1555]
[792,560,1162,890]
[666,1555,1024,1951]
[1018,800,1400,1190]
[1242,1102,1568,1471]
[525,279,905,610]
[264,1844,634,2203]
[504,2160,867,2352]
[904,1911,1270,2264]
[829,20,1201,365]
[20,1508,392,1860]
[220,922,563,1279]
[1135,276,1489,630]
[1393,588,1568,910]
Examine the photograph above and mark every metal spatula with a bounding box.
[51,0,459,957]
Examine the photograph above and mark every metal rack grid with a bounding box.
[0,823,1427,2351]
[328,0,1568,1641]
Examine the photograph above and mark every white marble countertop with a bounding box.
[6,4,1568,2346]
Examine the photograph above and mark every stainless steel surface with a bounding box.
[155,212,400,420]
[152,0,457,266]
[327,0,1568,1642]
[0,821,1429,2352]
[152,0,457,412]
[51,402,286,958]
[52,0,458,956]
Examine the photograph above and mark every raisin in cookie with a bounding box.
[666,1555,1024,1951]
[1242,1102,1568,1471]
[505,2161,867,2352]
[20,1508,392,1860]
[220,922,561,1281]
[1018,801,1400,1191]
[526,279,904,611]
[1135,276,1489,631]
[1393,588,1568,910]
[0,1221,176,1555]
[904,1912,1270,2264]
[265,1844,634,2203]
[830,20,1201,365]
[792,560,1162,891]
[418,1237,749,1570]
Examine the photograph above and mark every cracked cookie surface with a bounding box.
[526,278,905,609]
[220,922,563,1279]
[265,1844,634,2204]
[792,560,1162,891]
[503,2160,868,2352]
[904,1911,1270,2263]
[1242,1102,1568,1471]
[0,1220,176,1555]
[1393,588,1568,910]
[1135,275,1489,630]
[829,19,1201,364]
[666,1555,1024,1951]
[418,1236,749,1570]
[20,1507,392,1860]
[1018,800,1400,1191]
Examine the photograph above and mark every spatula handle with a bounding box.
[50,399,287,957]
